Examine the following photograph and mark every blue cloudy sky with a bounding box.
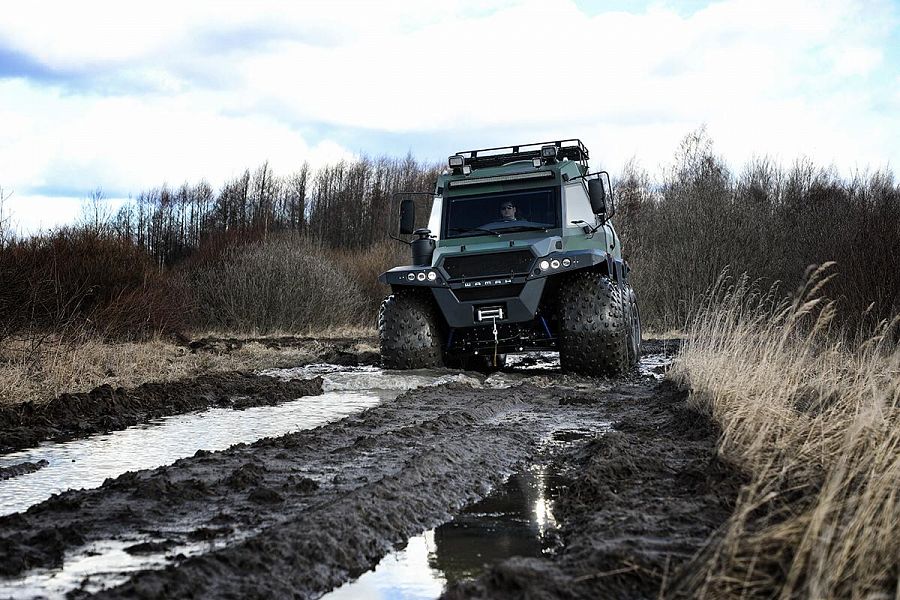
[1,0,899,232]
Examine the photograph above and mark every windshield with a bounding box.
[443,188,560,239]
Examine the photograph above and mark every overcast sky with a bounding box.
[1,0,898,233]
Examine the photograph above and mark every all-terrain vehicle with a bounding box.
[378,139,641,376]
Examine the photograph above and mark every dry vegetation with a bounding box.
[0,329,376,406]
[670,265,899,599]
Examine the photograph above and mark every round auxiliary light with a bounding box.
[539,260,550,270]
[416,272,426,281]
[550,259,560,269]
[427,271,437,281]
[407,273,416,281]
[562,258,571,267]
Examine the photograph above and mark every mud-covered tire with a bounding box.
[558,272,633,376]
[378,291,444,369]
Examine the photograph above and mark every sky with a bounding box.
[1,0,898,233]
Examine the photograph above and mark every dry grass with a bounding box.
[669,264,900,599]
[0,328,375,406]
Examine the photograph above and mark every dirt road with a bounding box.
[0,340,741,599]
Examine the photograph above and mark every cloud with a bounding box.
[0,0,898,235]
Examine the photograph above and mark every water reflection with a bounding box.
[429,467,561,586]
[0,390,386,517]
[323,465,563,599]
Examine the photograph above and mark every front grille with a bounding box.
[452,284,525,302]
[441,250,534,280]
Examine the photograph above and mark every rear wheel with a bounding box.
[558,272,632,376]
[378,291,443,369]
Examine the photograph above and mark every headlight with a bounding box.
[539,260,550,270]
[416,272,426,281]
[427,271,437,281]
[550,259,560,269]
[562,258,571,267]
[407,273,416,281]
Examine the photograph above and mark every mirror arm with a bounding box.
[389,232,411,245]
[570,220,600,239]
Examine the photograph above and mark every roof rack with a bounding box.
[454,139,589,170]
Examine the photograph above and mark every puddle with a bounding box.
[0,530,252,599]
[0,538,171,598]
[323,464,565,600]
[505,351,560,371]
[0,366,461,517]
[260,364,481,392]
[639,353,673,380]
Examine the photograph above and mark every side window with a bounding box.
[427,196,442,239]
[563,182,596,229]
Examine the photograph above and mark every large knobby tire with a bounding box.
[378,291,444,369]
[558,272,635,376]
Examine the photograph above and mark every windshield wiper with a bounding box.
[497,224,550,233]
[448,227,501,237]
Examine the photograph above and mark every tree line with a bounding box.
[109,155,441,266]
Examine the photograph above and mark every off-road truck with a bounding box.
[378,139,641,376]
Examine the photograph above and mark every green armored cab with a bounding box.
[378,139,641,376]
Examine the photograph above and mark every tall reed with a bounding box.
[670,264,899,599]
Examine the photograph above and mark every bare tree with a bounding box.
[78,188,113,235]
[0,186,12,248]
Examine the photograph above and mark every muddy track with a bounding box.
[0,373,324,454]
[0,339,741,599]
[0,338,377,454]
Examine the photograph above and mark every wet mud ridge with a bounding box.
[0,340,741,599]
[0,373,323,454]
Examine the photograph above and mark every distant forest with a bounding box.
[106,154,441,267]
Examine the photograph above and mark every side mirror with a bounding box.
[588,178,607,215]
[399,199,415,235]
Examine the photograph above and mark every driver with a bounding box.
[499,201,518,221]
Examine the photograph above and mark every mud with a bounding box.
[0,459,49,480]
[441,378,744,599]
[0,339,740,599]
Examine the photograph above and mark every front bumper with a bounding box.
[431,278,546,328]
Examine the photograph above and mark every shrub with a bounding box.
[0,227,185,340]
[182,234,367,333]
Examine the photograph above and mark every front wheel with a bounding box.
[378,291,444,369]
[558,272,633,376]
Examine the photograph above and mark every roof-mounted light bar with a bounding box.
[452,139,589,171]
[447,170,554,188]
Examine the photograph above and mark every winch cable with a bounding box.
[491,316,499,367]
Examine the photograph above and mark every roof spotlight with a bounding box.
[462,165,472,175]
[540,145,558,164]
[532,157,542,168]
[448,155,464,168]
